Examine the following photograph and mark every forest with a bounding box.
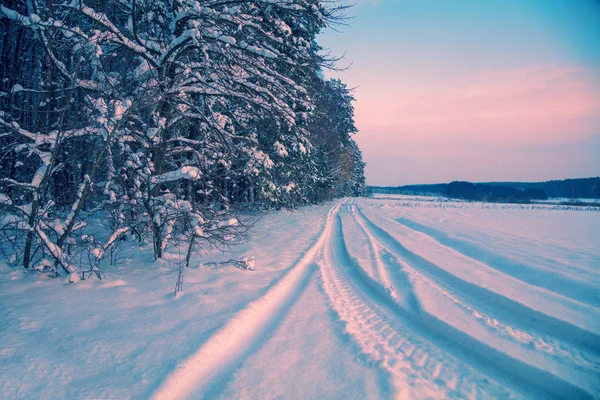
[370,177,600,201]
[445,181,548,202]
[0,0,366,280]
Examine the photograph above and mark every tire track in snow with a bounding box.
[349,202,545,353]
[351,204,590,360]
[390,216,600,369]
[350,204,599,398]
[152,203,342,400]
[349,204,539,345]
[344,202,420,315]
[396,217,599,307]
[356,204,600,354]
[319,208,522,399]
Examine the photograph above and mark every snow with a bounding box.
[113,99,131,121]
[10,83,24,93]
[1,197,599,399]
[273,141,289,156]
[275,20,292,36]
[217,218,238,228]
[152,166,202,187]
[0,6,21,22]
[239,43,278,59]
[242,256,255,271]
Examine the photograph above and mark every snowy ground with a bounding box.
[1,197,599,399]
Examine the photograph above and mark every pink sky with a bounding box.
[349,64,600,184]
[355,65,600,146]
[320,0,600,185]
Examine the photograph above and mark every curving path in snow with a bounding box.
[346,202,598,399]
[319,207,521,399]
[151,198,600,400]
[152,204,342,400]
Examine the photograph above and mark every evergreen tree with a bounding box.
[0,0,366,279]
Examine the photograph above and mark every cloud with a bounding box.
[350,65,600,184]
[358,127,600,185]
[355,64,600,146]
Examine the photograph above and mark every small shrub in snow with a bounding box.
[242,256,255,271]
[205,256,256,271]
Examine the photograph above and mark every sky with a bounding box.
[318,0,600,185]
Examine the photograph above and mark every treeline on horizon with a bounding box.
[0,0,366,280]
[369,177,600,201]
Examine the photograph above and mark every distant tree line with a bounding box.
[369,177,600,200]
[445,181,547,202]
[0,0,366,279]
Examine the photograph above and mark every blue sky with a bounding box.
[319,0,600,185]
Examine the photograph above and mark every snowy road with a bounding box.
[152,199,599,399]
[1,197,599,399]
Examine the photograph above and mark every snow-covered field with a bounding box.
[1,197,599,399]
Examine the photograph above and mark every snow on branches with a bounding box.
[0,0,364,283]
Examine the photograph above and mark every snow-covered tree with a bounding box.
[0,0,364,279]
[304,78,365,201]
